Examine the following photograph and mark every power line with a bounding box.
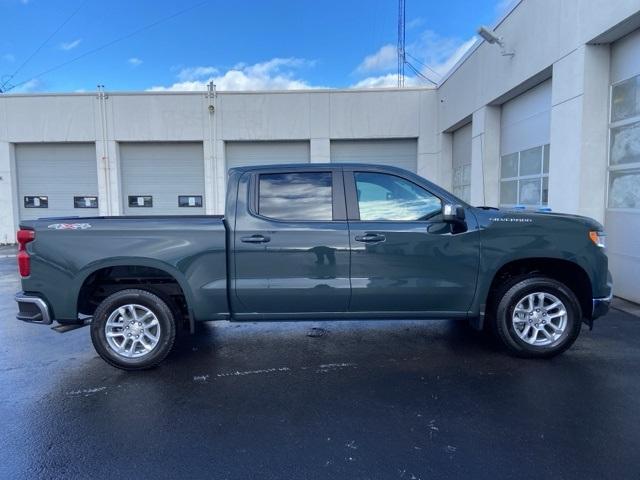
[404,60,437,86]
[0,0,89,91]
[4,0,210,93]
[405,52,442,80]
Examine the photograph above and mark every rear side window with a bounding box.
[355,172,442,221]
[258,172,333,221]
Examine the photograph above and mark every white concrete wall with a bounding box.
[438,0,640,130]
[548,44,610,221]
[0,142,17,244]
[438,0,639,222]
[0,88,437,240]
[0,0,639,250]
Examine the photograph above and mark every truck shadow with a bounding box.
[168,318,503,368]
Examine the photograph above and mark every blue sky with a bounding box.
[0,0,512,93]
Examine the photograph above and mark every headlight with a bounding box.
[589,231,606,248]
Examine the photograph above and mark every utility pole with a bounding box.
[397,0,406,87]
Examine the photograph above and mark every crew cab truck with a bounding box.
[15,164,612,370]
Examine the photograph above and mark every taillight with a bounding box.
[17,229,35,277]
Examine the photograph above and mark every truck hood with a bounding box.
[472,207,604,231]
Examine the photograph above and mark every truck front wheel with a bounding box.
[90,289,176,370]
[492,276,582,358]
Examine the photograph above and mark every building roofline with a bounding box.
[437,0,525,87]
[0,85,435,99]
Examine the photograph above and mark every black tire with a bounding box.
[90,289,176,370]
[492,276,582,358]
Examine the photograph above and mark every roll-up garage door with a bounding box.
[120,142,205,215]
[225,141,310,171]
[452,123,472,203]
[499,79,552,207]
[16,143,98,220]
[330,139,417,173]
[606,29,640,303]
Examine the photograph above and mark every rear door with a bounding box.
[232,167,351,317]
[344,168,479,316]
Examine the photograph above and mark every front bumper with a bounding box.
[592,292,613,320]
[15,292,52,325]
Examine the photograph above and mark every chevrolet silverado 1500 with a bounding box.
[15,164,612,369]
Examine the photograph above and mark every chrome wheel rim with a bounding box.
[104,304,161,358]
[512,292,568,347]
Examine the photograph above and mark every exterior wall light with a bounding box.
[477,26,515,57]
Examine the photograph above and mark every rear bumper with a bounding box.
[15,292,52,325]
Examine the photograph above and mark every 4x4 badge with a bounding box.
[47,223,92,230]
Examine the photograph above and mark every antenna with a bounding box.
[397,0,406,87]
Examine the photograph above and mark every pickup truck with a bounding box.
[15,163,612,370]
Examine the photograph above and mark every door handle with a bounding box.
[240,234,271,244]
[355,233,386,243]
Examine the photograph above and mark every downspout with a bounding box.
[207,81,218,214]
[97,85,111,216]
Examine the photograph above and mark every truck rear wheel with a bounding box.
[492,276,582,358]
[90,289,176,370]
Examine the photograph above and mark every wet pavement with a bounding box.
[1,255,639,480]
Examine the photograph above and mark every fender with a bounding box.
[74,257,198,331]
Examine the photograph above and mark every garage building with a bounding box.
[0,0,639,303]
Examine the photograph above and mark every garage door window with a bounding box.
[258,172,333,221]
[24,196,48,208]
[128,196,153,208]
[74,196,98,208]
[500,145,549,207]
[178,195,203,208]
[609,74,640,209]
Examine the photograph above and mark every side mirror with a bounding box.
[443,204,466,223]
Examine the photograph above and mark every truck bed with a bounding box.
[20,215,229,323]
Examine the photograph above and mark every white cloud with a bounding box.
[353,30,477,87]
[406,17,424,30]
[408,30,476,77]
[351,73,421,89]
[177,66,218,81]
[495,0,515,17]
[150,57,317,92]
[60,39,82,51]
[11,78,41,93]
[128,57,143,67]
[2,53,15,62]
[427,36,477,77]
[356,44,397,73]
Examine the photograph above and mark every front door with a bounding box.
[232,168,351,316]
[345,170,479,316]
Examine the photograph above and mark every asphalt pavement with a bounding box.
[1,254,639,480]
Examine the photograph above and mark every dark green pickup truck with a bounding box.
[15,164,612,370]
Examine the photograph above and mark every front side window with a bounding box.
[500,144,550,207]
[258,172,333,220]
[355,172,441,221]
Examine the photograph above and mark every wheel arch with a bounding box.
[75,258,196,332]
[483,257,593,328]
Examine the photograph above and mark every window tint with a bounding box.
[259,172,333,220]
[355,172,441,221]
